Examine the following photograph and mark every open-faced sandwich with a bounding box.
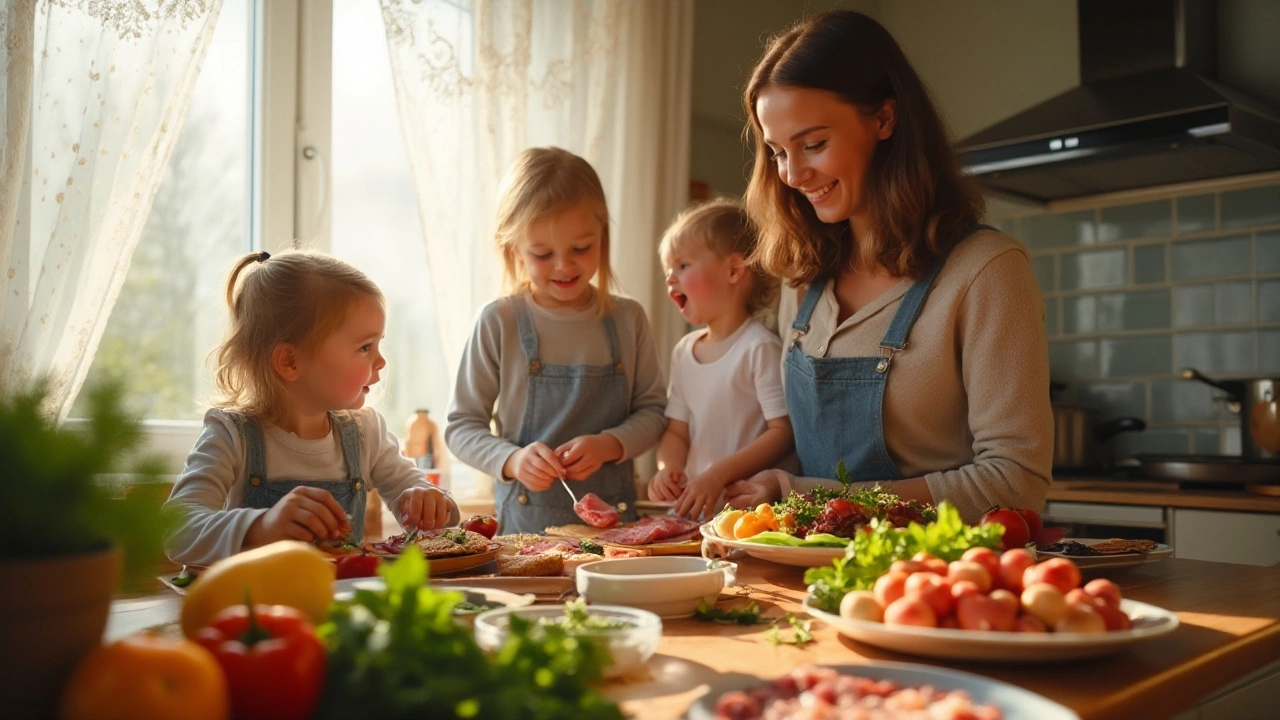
[370,528,494,558]
[492,534,609,576]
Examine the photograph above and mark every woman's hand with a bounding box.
[245,486,349,547]
[556,434,623,481]
[648,466,685,501]
[674,472,726,521]
[723,469,789,509]
[398,486,451,531]
[502,442,567,492]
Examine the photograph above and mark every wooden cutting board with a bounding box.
[543,523,703,556]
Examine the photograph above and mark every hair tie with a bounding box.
[257,251,270,263]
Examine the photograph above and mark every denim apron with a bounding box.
[494,296,639,534]
[236,411,368,541]
[785,230,981,481]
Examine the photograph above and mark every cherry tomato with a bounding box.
[334,554,380,580]
[461,515,500,539]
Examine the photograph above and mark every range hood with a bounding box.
[958,0,1280,204]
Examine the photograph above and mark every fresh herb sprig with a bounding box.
[693,600,766,625]
[804,502,1003,613]
[318,548,623,720]
[765,614,814,647]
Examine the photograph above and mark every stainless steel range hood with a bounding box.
[957,0,1280,204]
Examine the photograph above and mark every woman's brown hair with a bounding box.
[494,147,615,315]
[212,250,383,421]
[659,198,778,316]
[743,10,985,285]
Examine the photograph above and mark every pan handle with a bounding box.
[1095,417,1146,442]
[1180,367,1248,401]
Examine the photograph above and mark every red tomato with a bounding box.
[334,553,380,580]
[462,515,500,539]
[1016,508,1043,537]
[981,507,1031,551]
[193,605,326,720]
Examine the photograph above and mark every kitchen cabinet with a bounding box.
[1171,658,1280,720]
[1172,508,1280,566]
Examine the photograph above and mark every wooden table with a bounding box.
[601,557,1280,720]
[110,557,1280,720]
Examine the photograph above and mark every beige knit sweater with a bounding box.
[778,228,1053,523]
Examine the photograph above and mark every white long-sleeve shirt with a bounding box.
[163,407,458,565]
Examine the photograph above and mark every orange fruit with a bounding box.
[60,634,228,720]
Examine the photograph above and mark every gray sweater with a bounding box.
[445,292,667,482]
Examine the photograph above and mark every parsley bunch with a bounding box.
[804,502,1003,613]
[318,548,623,720]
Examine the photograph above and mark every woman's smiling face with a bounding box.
[755,85,895,225]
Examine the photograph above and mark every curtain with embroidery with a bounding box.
[0,0,223,419]
[379,0,692,382]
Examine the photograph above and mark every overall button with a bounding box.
[529,361,542,374]
[250,477,262,487]
[354,481,362,491]
[616,501,628,513]
[518,493,530,505]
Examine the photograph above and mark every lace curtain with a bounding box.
[379,0,692,383]
[0,0,223,419]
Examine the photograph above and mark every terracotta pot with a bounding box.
[0,546,121,719]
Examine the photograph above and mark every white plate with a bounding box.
[1034,538,1174,569]
[686,661,1080,720]
[699,521,849,568]
[804,597,1179,662]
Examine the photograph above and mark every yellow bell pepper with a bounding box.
[180,540,335,637]
[714,509,745,539]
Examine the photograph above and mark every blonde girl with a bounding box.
[649,199,795,521]
[164,251,458,565]
[446,147,666,534]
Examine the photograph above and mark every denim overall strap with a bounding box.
[496,296,638,534]
[784,228,976,482]
[238,412,367,541]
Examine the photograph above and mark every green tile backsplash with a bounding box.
[994,178,1280,461]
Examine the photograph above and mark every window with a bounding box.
[329,0,453,445]
[72,0,254,423]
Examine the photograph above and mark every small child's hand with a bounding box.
[723,469,788,509]
[399,485,452,531]
[674,472,725,522]
[555,434,623,481]
[246,486,348,547]
[502,442,567,492]
[648,467,685,501]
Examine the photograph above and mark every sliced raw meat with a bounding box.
[594,515,701,546]
[518,539,580,556]
[573,492,620,528]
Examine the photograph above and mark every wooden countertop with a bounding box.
[603,557,1280,720]
[1048,479,1280,513]
[109,556,1280,720]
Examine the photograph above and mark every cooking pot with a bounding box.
[1050,384,1147,471]
[1181,368,1280,459]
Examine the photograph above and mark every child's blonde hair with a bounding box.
[212,250,383,420]
[494,147,615,314]
[659,198,778,315]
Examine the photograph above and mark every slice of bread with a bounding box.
[496,552,565,577]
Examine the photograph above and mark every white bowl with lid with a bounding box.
[575,556,736,618]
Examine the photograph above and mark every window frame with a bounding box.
[115,0,335,469]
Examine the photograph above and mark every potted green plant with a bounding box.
[0,379,176,719]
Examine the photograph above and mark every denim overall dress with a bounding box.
[494,297,639,534]
[235,411,368,542]
[785,228,985,481]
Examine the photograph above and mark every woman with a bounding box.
[724,10,1052,523]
